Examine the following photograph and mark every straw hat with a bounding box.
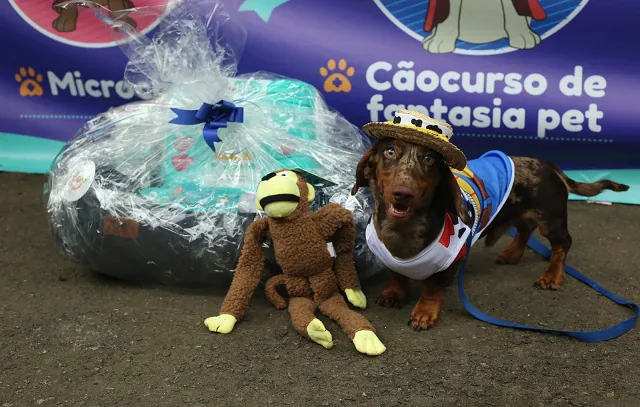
[362,109,467,170]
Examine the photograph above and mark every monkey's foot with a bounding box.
[306,318,333,349]
[352,330,386,356]
[204,314,237,334]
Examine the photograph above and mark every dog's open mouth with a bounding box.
[388,202,412,219]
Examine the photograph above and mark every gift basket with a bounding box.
[44,0,383,285]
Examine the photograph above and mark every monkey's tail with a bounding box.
[265,274,288,310]
[552,164,630,197]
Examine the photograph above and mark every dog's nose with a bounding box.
[392,186,415,201]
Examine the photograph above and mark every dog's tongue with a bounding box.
[389,204,410,218]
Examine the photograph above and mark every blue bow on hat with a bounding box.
[169,100,244,152]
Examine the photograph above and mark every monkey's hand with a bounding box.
[204,314,237,334]
[345,288,367,309]
[218,218,269,320]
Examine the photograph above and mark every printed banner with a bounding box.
[1,0,638,201]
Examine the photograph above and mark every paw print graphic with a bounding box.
[15,67,44,97]
[320,59,355,93]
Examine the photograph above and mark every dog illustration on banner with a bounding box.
[10,0,169,48]
[52,0,137,32]
[371,0,590,55]
[421,0,547,53]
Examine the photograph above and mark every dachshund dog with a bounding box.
[352,138,629,331]
[52,0,137,33]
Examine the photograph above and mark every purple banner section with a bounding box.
[1,0,639,170]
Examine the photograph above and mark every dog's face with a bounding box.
[352,139,466,222]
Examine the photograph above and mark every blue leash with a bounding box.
[457,227,640,342]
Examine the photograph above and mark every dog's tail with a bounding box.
[264,274,288,310]
[552,164,629,197]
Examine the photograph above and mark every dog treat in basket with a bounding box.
[204,169,386,356]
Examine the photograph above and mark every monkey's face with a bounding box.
[256,170,316,218]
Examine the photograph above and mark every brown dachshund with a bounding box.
[52,0,137,33]
[351,138,629,331]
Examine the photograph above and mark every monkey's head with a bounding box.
[256,169,316,218]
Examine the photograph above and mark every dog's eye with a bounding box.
[383,148,395,158]
[424,154,435,165]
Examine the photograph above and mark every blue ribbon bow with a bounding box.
[169,100,244,152]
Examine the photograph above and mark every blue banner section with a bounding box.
[0,0,638,203]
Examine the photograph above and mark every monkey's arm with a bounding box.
[205,218,269,333]
[314,205,365,308]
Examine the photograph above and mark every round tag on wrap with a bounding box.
[62,160,96,202]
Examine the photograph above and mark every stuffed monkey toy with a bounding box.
[204,169,386,356]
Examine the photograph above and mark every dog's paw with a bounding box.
[535,269,564,290]
[506,25,540,50]
[52,17,76,32]
[421,30,457,53]
[495,249,524,265]
[408,306,440,331]
[376,290,406,308]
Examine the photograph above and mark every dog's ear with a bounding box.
[438,163,473,226]
[351,142,379,196]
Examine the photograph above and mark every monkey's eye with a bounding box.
[280,173,287,177]
[383,147,395,158]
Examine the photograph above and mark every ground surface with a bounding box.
[1,172,640,407]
